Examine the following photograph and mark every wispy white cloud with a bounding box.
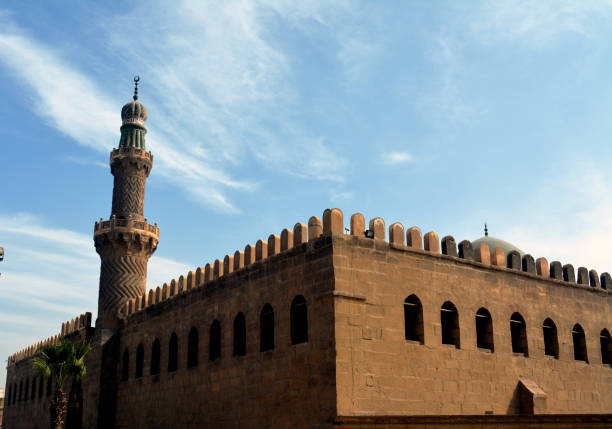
[381,151,413,165]
[473,0,612,47]
[0,2,363,212]
[0,213,191,382]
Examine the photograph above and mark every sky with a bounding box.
[1,0,612,387]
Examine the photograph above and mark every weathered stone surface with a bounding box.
[563,264,575,283]
[244,244,256,265]
[601,272,611,290]
[233,251,245,271]
[388,222,405,245]
[281,229,294,251]
[577,267,589,285]
[224,255,234,275]
[323,208,344,235]
[268,234,280,257]
[491,247,505,266]
[589,269,600,288]
[522,255,535,274]
[350,213,365,236]
[476,243,490,265]
[441,236,457,257]
[458,240,472,260]
[406,227,423,249]
[293,223,307,246]
[506,250,520,270]
[256,240,268,261]
[369,217,385,240]
[423,231,439,253]
[536,257,548,277]
[308,216,322,241]
[549,261,562,280]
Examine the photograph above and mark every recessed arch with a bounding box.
[135,343,144,378]
[187,326,199,368]
[572,324,588,362]
[168,332,178,372]
[441,301,460,348]
[475,307,494,351]
[209,320,221,361]
[510,312,528,356]
[260,303,275,352]
[542,318,559,358]
[233,312,246,356]
[601,329,611,365]
[291,295,308,345]
[122,348,129,381]
[404,295,424,343]
[150,338,161,375]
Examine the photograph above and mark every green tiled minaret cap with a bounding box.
[119,76,147,150]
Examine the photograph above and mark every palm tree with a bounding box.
[32,340,91,429]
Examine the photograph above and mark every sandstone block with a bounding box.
[406,227,423,249]
[350,213,365,236]
[323,208,344,235]
[423,231,440,253]
[388,222,405,245]
[308,216,322,241]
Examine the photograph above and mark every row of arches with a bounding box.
[5,373,53,407]
[404,295,612,364]
[123,295,308,381]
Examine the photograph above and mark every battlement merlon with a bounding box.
[121,208,610,320]
[7,312,92,367]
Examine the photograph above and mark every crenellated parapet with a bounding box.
[7,312,92,367]
[120,208,610,320]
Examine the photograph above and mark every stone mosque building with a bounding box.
[2,80,612,428]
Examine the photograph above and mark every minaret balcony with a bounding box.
[94,215,159,241]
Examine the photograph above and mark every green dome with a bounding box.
[471,236,524,257]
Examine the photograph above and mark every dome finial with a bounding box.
[484,222,488,237]
[133,75,140,101]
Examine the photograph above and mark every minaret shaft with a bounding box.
[94,79,158,329]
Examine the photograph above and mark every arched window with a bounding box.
[122,349,130,381]
[18,380,23,402]
[187,327,199,368]
[46,378,52,396]
[24,377,29,402]
[542,318,559,358]
[233,313,246,356]
[475,308,494,351]
[31,377,36,400]
[510,312,528,356]
[441,301,460,348]
[150,338,161,375]
[291,295,308,345]
[404,295,424,343]
[135,344,144,378]
[168,332,178,372]
[209,320,221,361]
[38,374,43,398]
[601,329,611,365]
[260,303,275,352]
[572,324,588,362]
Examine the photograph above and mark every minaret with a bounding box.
[94,77,159,329]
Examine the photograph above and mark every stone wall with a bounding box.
[332,233,612,416]
[112,237,337,428]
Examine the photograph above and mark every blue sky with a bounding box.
[1,1,612,387]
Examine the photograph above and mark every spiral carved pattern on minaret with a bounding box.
[98,256,147,318]
[111,173,146,218]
